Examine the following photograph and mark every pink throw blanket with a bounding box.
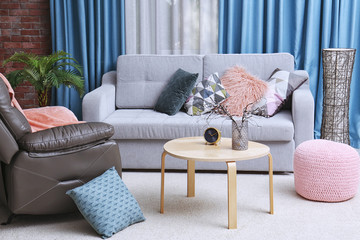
[23,106,82,132]
[1,73,82,132]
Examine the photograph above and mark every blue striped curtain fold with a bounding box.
[50,0,125,119]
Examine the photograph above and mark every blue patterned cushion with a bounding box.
[66,167,145,239]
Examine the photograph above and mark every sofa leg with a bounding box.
[1,214,15,225]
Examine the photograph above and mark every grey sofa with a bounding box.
[83,53,314,172]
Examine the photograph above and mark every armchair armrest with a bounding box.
[292,71,314,147]
[82,71,117,122]
[18,122,114,153]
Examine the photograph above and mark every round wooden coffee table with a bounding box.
[160,137,273,229]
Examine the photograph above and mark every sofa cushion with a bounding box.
[116,55,203,109]
[154,68,198,115]
[220,66,268,116]
[203,53,294,81]
[66,167,145,239]
[184,72,230,116]
[104,109,294,141]
[252,69,308,117]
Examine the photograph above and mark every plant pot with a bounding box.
[232,120,248,151]
[37,88,51,107]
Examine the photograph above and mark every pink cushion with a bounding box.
[220,66,268,116]
[294,139,360,202]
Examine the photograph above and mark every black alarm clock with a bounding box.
[204,127,221,145]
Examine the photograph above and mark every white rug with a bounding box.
[1,172,360,240]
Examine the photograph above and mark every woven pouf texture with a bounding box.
[294,139,360,202]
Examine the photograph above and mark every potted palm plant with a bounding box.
[2,51,84,107]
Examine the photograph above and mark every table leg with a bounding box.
[226,161,237,229]
[187,160,195,197]
[160,151,167,214]
[268,153,274,214]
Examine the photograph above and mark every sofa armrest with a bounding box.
[18,122,114,153]
[293,70,310,86]
[292,72,314,147]
[82,71,117,122]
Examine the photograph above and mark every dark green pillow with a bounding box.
[155,68,199,115]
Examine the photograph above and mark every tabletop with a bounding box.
[163,137,270,162]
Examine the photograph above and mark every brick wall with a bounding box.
[0,0,51,109]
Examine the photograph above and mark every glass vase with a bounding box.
[232,120,248,151]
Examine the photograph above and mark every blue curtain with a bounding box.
[219,0,360,148]
[50,0,125,119]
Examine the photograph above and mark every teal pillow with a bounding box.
[66,167,145,239]
[155,68,198,115]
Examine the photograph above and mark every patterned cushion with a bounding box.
[66,167,145,239]
[184,73,230,115]
[252,68,308,117]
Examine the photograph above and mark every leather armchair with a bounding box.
[0,80,122,218]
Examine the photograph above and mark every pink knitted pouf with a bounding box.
[294,139,360,202]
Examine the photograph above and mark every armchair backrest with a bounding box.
[0,80,30,164]
[0,120,19,164]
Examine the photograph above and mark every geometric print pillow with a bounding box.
[184,72,230,116]
[208,72,231,104]
[66,167,145,239]
[252,68,308,117]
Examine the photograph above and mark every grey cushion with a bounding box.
[154,68,198,115]
[203,53,295,80]
[116,55,204,109]
[104,109,294,141]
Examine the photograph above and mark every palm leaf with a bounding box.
[55,62,83,75]
[52,69,85,96]
[45,72,60,89]
[5,70,26,88]
[22,68,43,90]
[3,51,84,96]
[3,52,39,69]
[44,51,78,71]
